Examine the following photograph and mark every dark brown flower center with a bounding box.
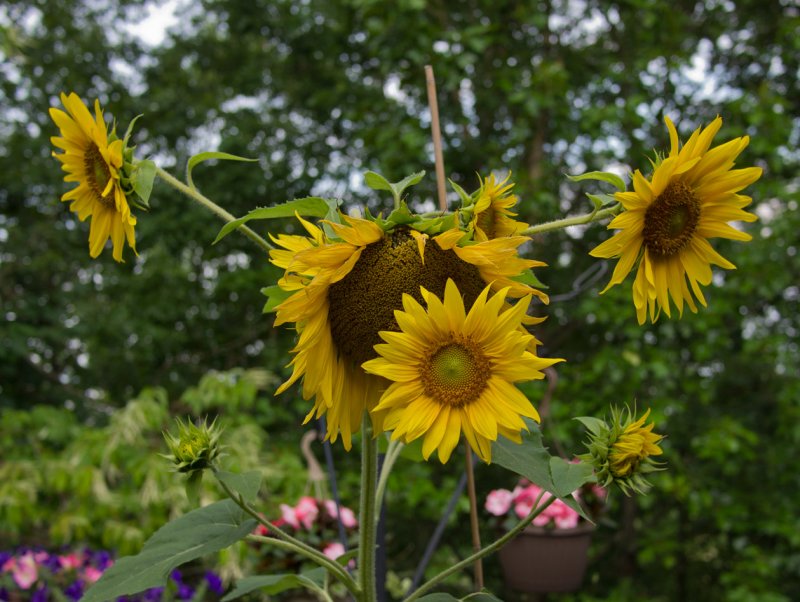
[642,181,701,257]
[84,143,115,207]
[327,229,486,367]
[422,338,490,407]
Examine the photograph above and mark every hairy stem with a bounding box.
[358,417,379,602]
[522,204,621,236]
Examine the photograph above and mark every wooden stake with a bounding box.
[465,441,484,590]
[424,65,448,211]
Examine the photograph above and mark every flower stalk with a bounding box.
[154,166,272,254]
[523,204,621,236]
[358,416,379,602]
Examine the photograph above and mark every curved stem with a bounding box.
[404,494,557,602]
[155,166,272,254]
[374,439,404,523]
[464,445,483,590]
[522,204,621,236]
[358,417,378,602]
[216,477,359,594]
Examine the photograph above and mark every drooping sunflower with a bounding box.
[470,173,529,241]
[270,213,553,449]
[50,92,137,262]
[362,279,561,463]
[590,116,762,324]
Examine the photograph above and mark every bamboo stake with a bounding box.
[424,65,448,211]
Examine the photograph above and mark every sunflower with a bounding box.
[470,173,529,241]
[590,116,762,324]
[361,279,561,463]
[270,214,553,449]
[50,92,137,262]
[608,408,663,479]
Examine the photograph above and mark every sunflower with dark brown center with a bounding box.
[362,279,561,463]
[590,116,762,324]
[270,214,554,450]
[50,92,137,262]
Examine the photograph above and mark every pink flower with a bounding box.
[84,566,104,584]
[4,553,39,589]
[485,489,514,516]
[513,484,549,519]
[322,542,345,561]
[323,500,358,528]
[280,503,300,529]
[295,496,319,530]
[59,553,83,571]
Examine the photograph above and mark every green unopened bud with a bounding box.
[576,406,665,496]
[162,417,224,477]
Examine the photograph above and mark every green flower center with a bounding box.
[84,142,116,207]
[327,229,486,367]
[422,338,490,407]
[642,181,701,257]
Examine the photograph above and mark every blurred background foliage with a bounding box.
[0,0,798,600]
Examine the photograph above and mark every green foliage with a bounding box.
[1,0,798,600]
[221,568,326,601]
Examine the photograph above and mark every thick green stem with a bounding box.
[404,494,557,602]
[216,476,359,594]
[358,417,379,602]
[522,204,621,236]
[374,439,404,523]
[154,166,273,254]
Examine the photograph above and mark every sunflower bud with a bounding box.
[577,406,665,495]
[162,417,224,477]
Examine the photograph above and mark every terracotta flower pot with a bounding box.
[498,523,594,593]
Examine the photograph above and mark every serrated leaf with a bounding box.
[215,470,262,504]
[392,170,425,197]
[261,285,295,313]
[186,151,258,190]
[132,159,156,206]
[221,568,326,602]
[567,171,626,192]
[364,171,393,192]
[82,500,256,602]
[549,457,595,497]
[213,198,337,244]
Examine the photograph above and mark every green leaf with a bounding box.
[417,592,503,602]
[464,593,505,602]
[213,198,337,244]
[132,159,156,207]
[566,171,626,192]
[574,416,606,436]
[549,457,595,497]
[186,151,258,190]
[586,193,618,210]
[511,269,548,290]
[492,421,554,491]
[221,568,326,601]
[449,178,474,206]
[122,114,144,147]
[215,470,262,504]
[364,170,393,192]
[261,285,295,313]
[385,202,417,226]
[82,500,257,602]
[364,170,426,204]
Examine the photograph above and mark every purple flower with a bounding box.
[93,550,113,570]
[31,585,48,602]
[0,552,11,567]
[170,568,183,582]
[0,587,9,601]
[177,582,194,600]
[65,579,84,601]
[143,586,165,601]
[205,571,224,595]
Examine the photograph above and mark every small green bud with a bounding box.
[162,417,224,478]
[576,406,665,496]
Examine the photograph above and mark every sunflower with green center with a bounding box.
[590,116,762,324]
[269,210,553,450]
[469,173,529,241]
[50,92,137,262]
[362,279,561,463]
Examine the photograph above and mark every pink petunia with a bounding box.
[4,553,38,590]
[280,503,300,529]
[295,496,319,530]
[323,500,358,528]
[484,489,514,516]
[322,542,345,561]
[83,566,104,584]
[59,553,83,571]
